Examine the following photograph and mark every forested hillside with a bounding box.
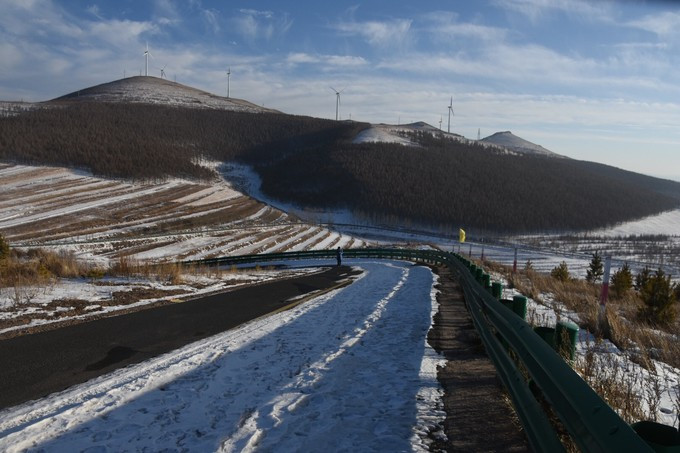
[0,103,364,180]
[1,103,678,233]
[249,132,680,233]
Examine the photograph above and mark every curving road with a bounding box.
[0,265,357,410]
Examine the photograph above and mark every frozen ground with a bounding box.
[0,260,445,452]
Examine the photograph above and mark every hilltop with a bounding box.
[352,123,562,160]
[50,76,276,113]
[480,131,563,157]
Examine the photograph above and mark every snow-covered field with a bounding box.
[0,163,366,264]
[0,260,445,452]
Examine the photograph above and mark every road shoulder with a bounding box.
[427,265,529,452]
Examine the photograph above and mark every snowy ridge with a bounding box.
[353,122,466,146]
[480,131,563,157]
[50,76,276,113]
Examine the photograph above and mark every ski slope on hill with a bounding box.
[0,260,445,452]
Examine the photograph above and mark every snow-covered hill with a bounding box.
[352,122,465,146]
[49,76,276,113]
[352,124,561,159]
[480,131,563,158]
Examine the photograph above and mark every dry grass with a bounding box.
[486,259,680,423]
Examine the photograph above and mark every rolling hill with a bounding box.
[480,131,563,157]
[1,76,679,234]
[51,76,275,113]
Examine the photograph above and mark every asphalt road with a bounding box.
[0,265,356,410]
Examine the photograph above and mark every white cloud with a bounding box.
[232,9,293,41]
[285,52,367,68]
[286,53,320,64]
[333,18,413,48]
[628,11,680,39]
[86,5,103,20]
[493,0,614,23]
[153,0,181,25]
[202,9,220,34]
[420,11,508,42]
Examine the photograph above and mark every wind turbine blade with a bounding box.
[330,86,338,93]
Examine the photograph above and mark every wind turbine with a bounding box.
[330,86,344,121]
[158,64,167,79]
[226,67,231,98]
[439,116,442,131]
[143,42,153,76]
[447,96,453,133]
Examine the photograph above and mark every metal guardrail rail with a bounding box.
[182,248,653,452]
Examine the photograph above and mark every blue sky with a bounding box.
[1,0,679,181]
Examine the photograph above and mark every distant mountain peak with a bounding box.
[481,131,563,158]
[48,76,277,113]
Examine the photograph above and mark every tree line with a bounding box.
[251,131,680,233]
[1,103,679,233]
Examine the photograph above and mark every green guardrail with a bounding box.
[182,248,654,452]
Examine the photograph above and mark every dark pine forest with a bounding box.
[1,103,679,234]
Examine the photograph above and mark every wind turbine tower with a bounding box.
[447,96,453,133]
[227,67,231,98]
[439,116,442,130]
[330,86,343,121]
[143,42,153,77]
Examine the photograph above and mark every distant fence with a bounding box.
[182,248,653,452]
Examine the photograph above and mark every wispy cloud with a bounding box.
[153,0,181,26]
[628,11,680,39]
[231,9,293,41]
[419,11,508,42]
[201,9,220,34]
[333,18,413,48]
[493,0,614,23]
[285,52,367,68]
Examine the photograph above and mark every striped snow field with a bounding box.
[0,164,369,263]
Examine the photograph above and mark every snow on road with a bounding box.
[0,260,445,452]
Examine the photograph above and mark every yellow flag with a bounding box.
[459,228,466,243]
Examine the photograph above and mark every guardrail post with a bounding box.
[475,268,483,284]
[483,273,492,292]
[533,326,557,349]
[491,281,503,299]
[632,421,680,451]
[512,295,527,320]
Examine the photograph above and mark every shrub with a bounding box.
[638,268,677,326]
[551,261,570,282]
[0,233,9,260]
[610,263,633,299]
[586,252,604,283]
[635,267,651,291]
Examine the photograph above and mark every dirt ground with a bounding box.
[428,265,530,452]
